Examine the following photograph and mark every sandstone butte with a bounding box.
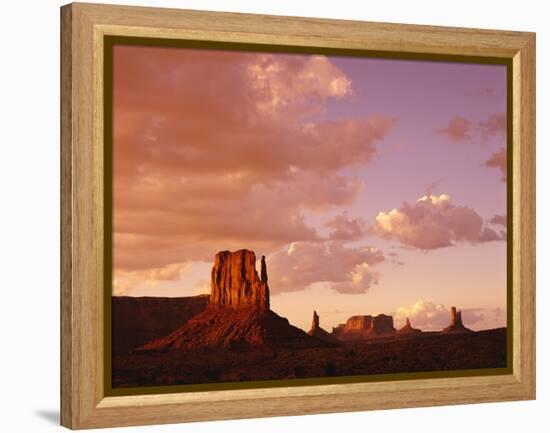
[441,306,473,334]
[210,250,270,310]
[331,314,396,341]
[135,250,333,352]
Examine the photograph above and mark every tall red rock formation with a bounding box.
[135,250,331,352]
[210,250,269,310]
[441,306,473,334]
[396,317,421,335]
[308,310,339,344]
[332,314,396,341]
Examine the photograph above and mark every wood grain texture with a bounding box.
[60,2,536,429]
[512,34,536,396]
[60,4,73,429]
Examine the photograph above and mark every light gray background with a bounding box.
[0,0,546,431]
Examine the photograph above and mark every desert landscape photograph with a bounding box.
[111,44,508,389]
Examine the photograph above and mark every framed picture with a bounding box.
[60,3,535,429]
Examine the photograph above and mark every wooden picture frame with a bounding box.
[60,2,535,429]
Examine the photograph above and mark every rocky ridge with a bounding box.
[112,295,209,354]
[135,250,330,352]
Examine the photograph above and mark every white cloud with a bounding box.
[371,193,504,250]
[113,262,188,296]
[395,299,489,331]
[326,211,365,241]
[268,241,384,294]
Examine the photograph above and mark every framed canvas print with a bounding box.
[60,2,536,429]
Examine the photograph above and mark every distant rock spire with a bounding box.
[261,255,268,284]
[450,306,457,325]
[308,310,339,345]
[311,310,320,331]
[456,310,464,327]
[441,306,472,334]
[397,316,421,335]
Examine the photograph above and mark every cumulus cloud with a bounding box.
[326,212,365,241]
[436,116,472,142]
[479,112,506,137]
[484,147,507,181]
[248,54,352,118]
[371,193,504,250]
[113,262,188,296]
[267,241,384,294]
[490,214,507,227]
[394,299,449,330]
[114,168,368,271]
[436,112,506,181]
[394,299,485,331]
[112,46,396,289]
[437,112,506,143]
[113,47,395,180]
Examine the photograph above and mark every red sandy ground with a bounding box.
[112,327,507,388]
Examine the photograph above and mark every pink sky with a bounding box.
[112,45,507,332]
